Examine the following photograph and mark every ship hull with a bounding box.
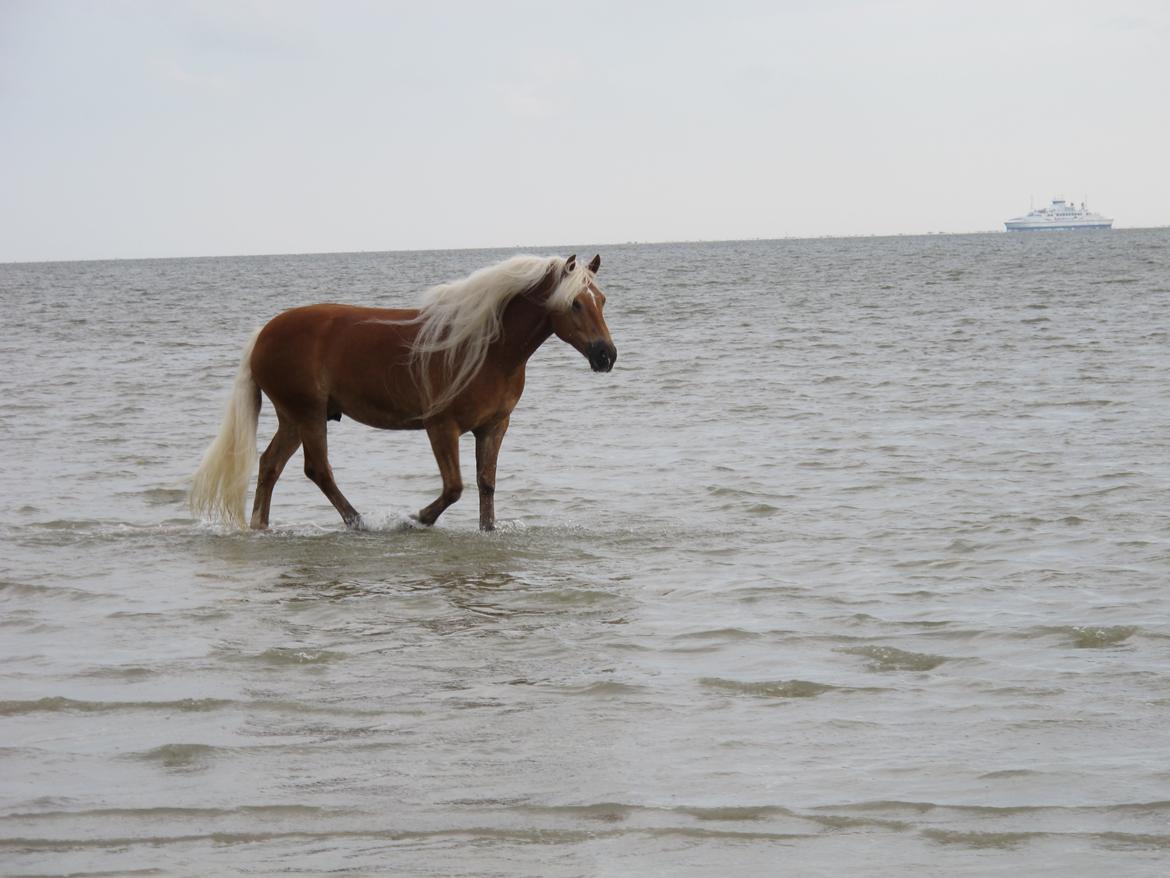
[1004,222,1113,232]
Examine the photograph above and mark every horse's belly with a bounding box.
[335,395,422,431]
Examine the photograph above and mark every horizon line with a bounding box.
[3,225,1167,267]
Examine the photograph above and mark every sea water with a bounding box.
[1,231,1169,875]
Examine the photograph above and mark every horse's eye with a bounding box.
[571,300,582,313]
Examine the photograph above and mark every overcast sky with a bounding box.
[2,0,1168,262]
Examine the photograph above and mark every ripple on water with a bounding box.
[0,697,234,716]
[545,681,648,697]
[0,697,383,717]
[1011,625,1141,648]
[128,743,219,771]
[978,769,1044,780]
[922,829,1040,849]
[1067,625,1139,648]
[839,645,950,671]
[678,805,799,822]
[140,487,190,507]
[699,678,846,699]
[212,646,348,667]
[671,627,767,642]
[0,580,110,602]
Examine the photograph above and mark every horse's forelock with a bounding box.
[545,261,593,312]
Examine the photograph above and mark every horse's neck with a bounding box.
[493,294,554,373]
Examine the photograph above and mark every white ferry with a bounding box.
[1004,198,1112,231]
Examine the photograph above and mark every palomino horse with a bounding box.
[190,254,616,531]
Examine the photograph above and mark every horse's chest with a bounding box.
[458,373,524,430]
[498,374,526,413]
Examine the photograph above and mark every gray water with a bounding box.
[1,231,1169,876]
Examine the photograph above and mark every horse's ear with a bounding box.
[563,254,577,274]
[587,253,601,274]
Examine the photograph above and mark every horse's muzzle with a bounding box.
[587,340,617,373]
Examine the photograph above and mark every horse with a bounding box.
[190,253,616,532]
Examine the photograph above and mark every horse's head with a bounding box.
[549,254,617,373]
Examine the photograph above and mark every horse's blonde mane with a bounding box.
[408,254,591,417]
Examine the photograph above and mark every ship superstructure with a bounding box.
[1005,198,1112,231]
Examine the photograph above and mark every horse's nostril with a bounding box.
[587,340,616,372]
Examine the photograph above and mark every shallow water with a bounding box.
[2,231,1169,876]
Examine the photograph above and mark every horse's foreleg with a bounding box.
[300,421,362,527]
[474,417,509,532]
[417,421,462,526]
[251,420,301,530]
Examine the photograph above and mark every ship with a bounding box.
[1004,198,1113,231]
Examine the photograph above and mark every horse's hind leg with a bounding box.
[416,420,462,526]
[250,417,301,530]
[299,420,362,527]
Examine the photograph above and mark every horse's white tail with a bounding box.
[190,330,261,529]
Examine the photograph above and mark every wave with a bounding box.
[7,801,1169,855]
[699,677,849,698]
[0,697,383,717]
[0,804,350,821]
[544,681,648,697]
[821,799,1170,816]
[211,646,347,667]
[1005,625,1141,648]
[839,645,950,671]
[921,828,1043,848]
[127,743,219,770]
[0,826,821,853]
[0,580,108,602]
[140,487,190,507]
[671,627,767,642]
[1066,625,1139,648]
[0,697,233,716]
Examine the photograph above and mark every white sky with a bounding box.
[2,0,1168,262]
